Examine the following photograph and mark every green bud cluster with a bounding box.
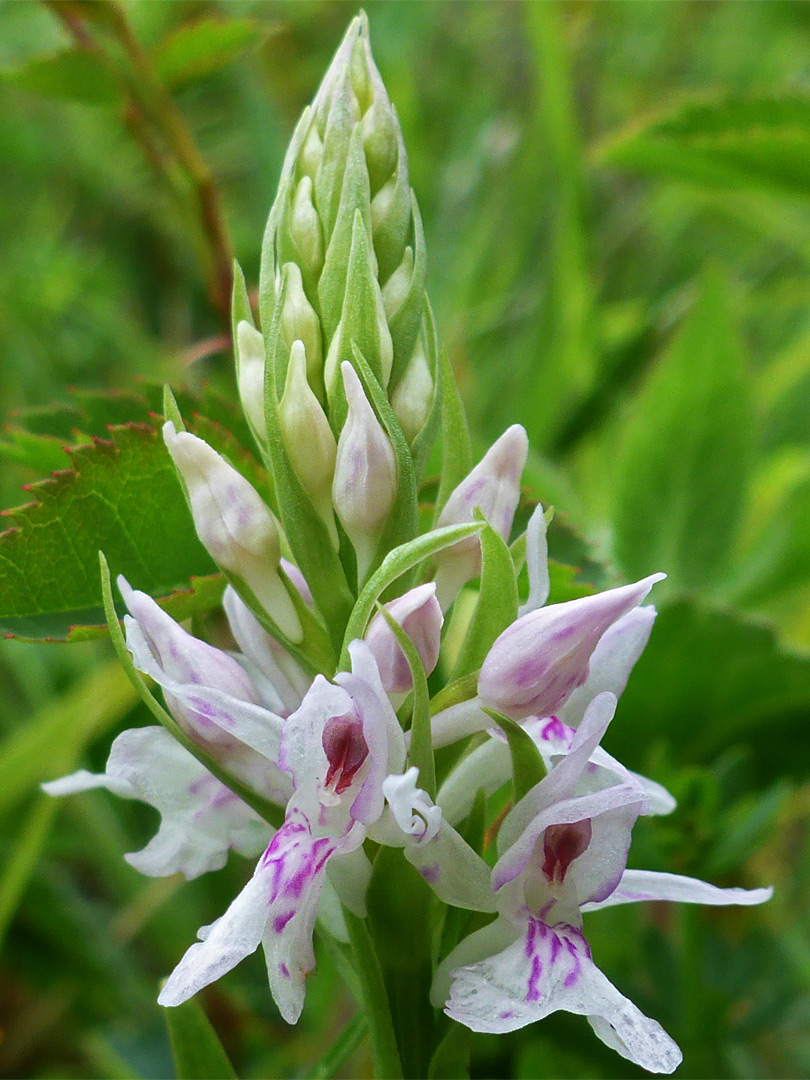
[258,14,436,453]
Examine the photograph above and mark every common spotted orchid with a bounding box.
[39,13,774,1078]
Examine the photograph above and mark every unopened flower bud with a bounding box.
[291,176,324,276]
[434,425,529,608]
[332,361,397,577]
[478,573,666,720]
[366,583,443,694]
[235,320,267,441]
[391,339,433,445]
[279,340,338,545]
[119,577,260,748]
[382,246,413,321]
[299,125,323,180]
[281,263,323,392]
[362,100,398,192]
[163,422,302,642]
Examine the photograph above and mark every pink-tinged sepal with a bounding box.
[43,727,272,880]
[223,586,311,717]
[442,918,682,1074]
[365,583,443,694]
[518,504,550,617]
[434,425,528,610]
[478,574,665,721]
[583,869,773,912]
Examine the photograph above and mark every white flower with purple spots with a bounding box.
[158,639,408,1023]
[432,693,772,1074]
[43,580,295,879]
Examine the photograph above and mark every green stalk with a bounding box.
[342,907,403,1080]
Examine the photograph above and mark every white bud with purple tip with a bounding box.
[477,573,665,720]
[163,422,302,642]
[365,583,443,694]
[332,362,397,578]
[434,424,528,609]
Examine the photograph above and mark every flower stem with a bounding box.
[342,907,404,1080]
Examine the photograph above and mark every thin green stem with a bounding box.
[342,907,403,1080]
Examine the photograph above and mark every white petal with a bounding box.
[261,814,365,1024]
[42,769,132,799]
[159,858,271,1006]
[107,727,271,880]
[583,869,773,912]
[223,585,310,715]
[493,784,645,895]
[518,505,550,617]
[497,693,619,857]
[345,639,406,772]
[429,697,490,749]
[327,845,373,917]
[444,918,682,1074]
[559,606,656,727]
[279,675,355,819]
[431,916,519,1008]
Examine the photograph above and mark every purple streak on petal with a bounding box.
[540,716,567,742]
[420,863,440,884]
[500,1010,515,1020]
[527,954,543,1002]
[550,933,562,965]
[564,936,582,987]
[279,962,290,978]
[274,911,295,934]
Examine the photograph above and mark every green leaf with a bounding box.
[343,906,403,1080]
[599,95,810,199]
[0,423,217,640]
[611,269,753,593]
[0,660,137,817]
[612,598,810,784]
[484,708,547,803]
[0,428,71,475]
[451,513,518,680]
[1,48,121,105]
[0,795,59,949]
[152,17,266,92]
[164,996,237,1080]
[428,1022,471,1080]
[341,521,485,665]
[376,603,435,799]
[435,351,473,520]
[304,1014,367,1080]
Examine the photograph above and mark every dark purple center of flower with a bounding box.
[541,819,592,883]
[322,712,368,794]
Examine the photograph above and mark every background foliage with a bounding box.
[1,2,809,1077]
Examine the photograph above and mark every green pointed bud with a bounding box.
[299,124,323,180]
[280,263,323,395]
[259,13,436,448]
[279,340,339,547]
[382,245,413,321]
[290,175,324,277]
[391,337,433,445]
[235,320,267,441]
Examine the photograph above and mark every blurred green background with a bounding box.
[1,2,809,1077]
